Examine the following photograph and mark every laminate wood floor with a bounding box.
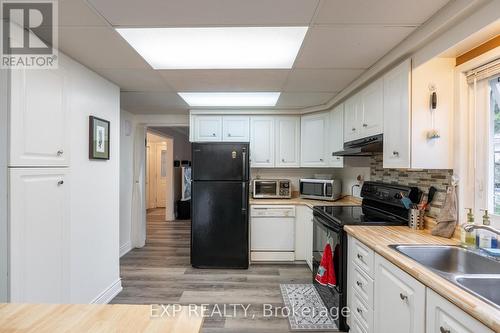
[112,209,315,332]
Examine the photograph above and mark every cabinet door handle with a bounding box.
[356,281,362,287]
[363,123,368,127]
[357,253,363,260]
[393,151,399,156]
[400,293,408,301]
[439,327,450,333]
[57,180,64,186]
[57,150,64,156]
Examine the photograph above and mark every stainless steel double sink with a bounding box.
[390,245,500,308]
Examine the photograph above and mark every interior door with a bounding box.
[146,143,156,209]
[155,143,167,208]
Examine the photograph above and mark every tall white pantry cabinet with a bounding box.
[8,59,71,303]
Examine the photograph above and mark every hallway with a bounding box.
[112,209,312,332]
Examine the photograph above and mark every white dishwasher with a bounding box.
[250,205,295,262]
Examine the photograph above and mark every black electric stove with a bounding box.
[311,181,421,331]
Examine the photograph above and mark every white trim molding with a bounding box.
[91,278,123,304]
[0,67,9,302]
[119,241,132,258]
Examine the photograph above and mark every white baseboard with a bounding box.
[251,251,295,262]
[119,241,132,257]
[91,279,122,304]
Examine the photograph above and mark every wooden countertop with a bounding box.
[249,195,361,209]
[344,226,500,332]
[0,303,204,333]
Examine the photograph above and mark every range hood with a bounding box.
[333,134,383,157]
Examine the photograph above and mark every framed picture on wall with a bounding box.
[89,116,110,160]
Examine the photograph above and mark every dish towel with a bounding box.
[315,243,337,287]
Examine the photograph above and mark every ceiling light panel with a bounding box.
[116,27,308,69]
[177,92,281,107]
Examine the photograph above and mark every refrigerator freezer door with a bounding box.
[192,143,249,181]
[191,181,249,268]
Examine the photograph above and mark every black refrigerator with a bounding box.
[191,142,249,269]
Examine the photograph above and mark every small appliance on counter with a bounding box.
[252,179,291,199]
[299,178,341,201]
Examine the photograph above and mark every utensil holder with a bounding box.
[409,209,425,230]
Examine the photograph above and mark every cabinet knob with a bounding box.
[228,133,232,137]
[399,293,408,301]
[57,150,64,156]
[319,158,324,162]
[266,159,270,163]
[281,158,285,162]
[356,281,362,287]
[363,123,368,127]
[439,327,450,333]
[393,151,399,156]
[356,307,362,314]
[352,128,356,132]
[212,133,216,137]
[357,254,363,260]
[57,180,64,186]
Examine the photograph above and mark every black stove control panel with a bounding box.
[360,181,421,207]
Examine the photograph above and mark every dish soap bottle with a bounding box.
[477,210,494,249]
[462,208,476,248]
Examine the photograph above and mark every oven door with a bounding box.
[312,215,348,331]
[253,181,278,198]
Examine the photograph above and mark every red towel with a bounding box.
[315,243,337,287]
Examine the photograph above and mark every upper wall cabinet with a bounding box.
[329,104,344,168]
[383,59,411,169]
[250,116,275,168]
[222,116,250,142]
[360,78,384,137]
[192,115,223,141]
[301,112,329,167]
[275,116,300,168]
[344,94,361,142]
[10,63,70,167]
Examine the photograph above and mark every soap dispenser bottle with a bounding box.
[462,208,476,248]
[477,209,492,249]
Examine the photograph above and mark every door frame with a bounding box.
[1,68,9,301]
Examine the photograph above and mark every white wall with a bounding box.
[67,56,121,303]
[334,157,372,197]
[119,110,135,257]
[0,68,8,301]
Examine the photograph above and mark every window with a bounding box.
[490,76,500,214]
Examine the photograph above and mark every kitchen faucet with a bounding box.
[463,224,500,236]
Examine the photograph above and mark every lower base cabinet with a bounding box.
[426,289,493,333]
[374,254,425,333]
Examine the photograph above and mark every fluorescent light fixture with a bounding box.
[178,92,281,107]
[116,27,308,69]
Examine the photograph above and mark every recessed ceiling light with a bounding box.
[116,27,308,69]
[178,92,281,107]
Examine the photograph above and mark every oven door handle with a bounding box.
[313,216,342,233]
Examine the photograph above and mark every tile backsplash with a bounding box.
[370,154,453,218]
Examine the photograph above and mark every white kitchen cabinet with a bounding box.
[9,168,70,303]
[329,104,344,167]
[275,116,300,168]
[383,59,411,168]
[10,63,69,167]
[300,112,329,167]
[426,289,493,333]
[192,115,223,141]
[295,205,313,269]
[222,116,250,142]
[360,78,384,137]
[250,117,275,167]
[374,254,425,333]
[344,93,361,142]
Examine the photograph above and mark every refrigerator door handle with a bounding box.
[242,148,247,180]
[242,182,247,215]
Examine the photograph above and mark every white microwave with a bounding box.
[253,179,291,199]
[299,179,342,201]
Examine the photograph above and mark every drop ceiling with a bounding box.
[56,0,451,114]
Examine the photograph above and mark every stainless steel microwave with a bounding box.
[299,179,341,201]
[253,179,291,199]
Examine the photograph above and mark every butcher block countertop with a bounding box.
[344,226,500,332]
[249,195,361,209]
[0,303,204,333]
